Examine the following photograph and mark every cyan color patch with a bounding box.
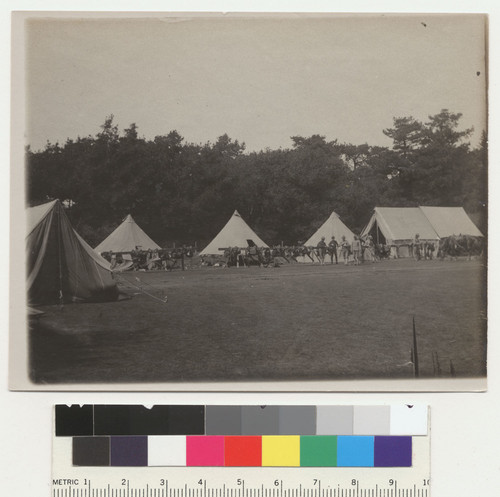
[337,436,374,467]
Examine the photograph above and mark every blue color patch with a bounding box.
[337,436,374,467]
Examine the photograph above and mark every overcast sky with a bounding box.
[25,14,487,152]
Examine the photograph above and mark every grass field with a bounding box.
[29,258,487,384]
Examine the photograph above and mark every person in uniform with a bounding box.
[317,236,327,265]
[413,233,422,261]
[352,235,361,265]
[340,236,350,265]
[328,236,339,264]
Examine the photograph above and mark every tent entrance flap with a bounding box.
[27,200,119,305]
[367,222,387,245]
[360,206,483,258]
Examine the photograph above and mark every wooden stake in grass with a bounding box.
[450,359,456,377]
[412,315,420,378]
[433,351,442,377]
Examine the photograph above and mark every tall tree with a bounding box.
[383,116,423,159]
[26,111,485,248]
[382,109,480,208]
[421,109,473,148]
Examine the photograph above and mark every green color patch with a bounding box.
[300,436,337,467]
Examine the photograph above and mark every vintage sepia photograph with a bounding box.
[10,12,488,390]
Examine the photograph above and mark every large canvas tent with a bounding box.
[296,211,355,263]
[419,206,483,238]
[361,206,483,257]
[95,214,161,253]
[303,211,355,246]
[27,200,118,305]
[200,210,269,255]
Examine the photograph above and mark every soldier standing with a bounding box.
[328,236,338,264]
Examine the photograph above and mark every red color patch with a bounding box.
[225,436,262,466]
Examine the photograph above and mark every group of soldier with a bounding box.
[411,234,436,261]
[313,234,379,266]
[102,246,196,271]
[219,232,483,269]
[101,232,478,272]
[217,234,386,268]
[399,233,482,261]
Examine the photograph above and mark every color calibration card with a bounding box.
[52,405,430,497]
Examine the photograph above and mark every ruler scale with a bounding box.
[51,482,429,497]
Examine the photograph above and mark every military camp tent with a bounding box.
[419,206,483,238]
[95,214,161,253]
[200,210,269,255]
[297,211,355,263]
[27,200,118,305]
[361,206,482,257]
[304,211,355,247]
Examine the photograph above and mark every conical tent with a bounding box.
[200,210,269,255]
[304,211,355,246]
[27,200,118,305]
[95,214,161,253]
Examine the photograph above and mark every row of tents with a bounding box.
[26,200,483,305]
[197,206,483,258]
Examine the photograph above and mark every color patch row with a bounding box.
[57,405,427,437]
[73,435,412,467]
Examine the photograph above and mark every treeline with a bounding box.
[26,110,487,248]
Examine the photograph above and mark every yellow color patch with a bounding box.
[262,436,300,467]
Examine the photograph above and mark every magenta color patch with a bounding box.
[186,436,225,466]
